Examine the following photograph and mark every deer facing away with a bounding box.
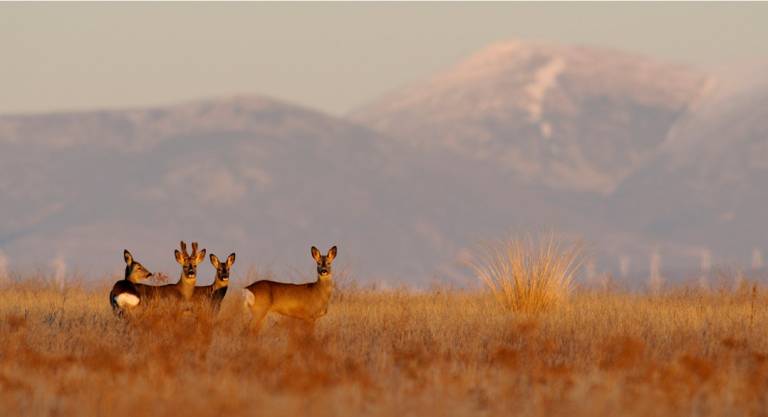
[109,249,154,315]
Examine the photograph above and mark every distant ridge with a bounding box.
[2,40,767,284]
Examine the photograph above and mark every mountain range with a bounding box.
[1,40,766,285]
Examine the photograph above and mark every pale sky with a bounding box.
[1,2,767,116]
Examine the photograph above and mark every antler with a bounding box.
[180,241,189,258]
[191,242,199,256]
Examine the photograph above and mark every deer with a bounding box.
[192,252,235,314]
[243,245,337,334]
[109,249,154,316]
[130,241,206,307]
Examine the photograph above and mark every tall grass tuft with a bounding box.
[472,234,583,313]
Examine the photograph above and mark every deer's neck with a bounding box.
[177,274,196,299]
[314,274,333,301]
[126,266,141,283]
[213,278,229,291]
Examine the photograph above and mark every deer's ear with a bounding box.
[327,246,337,261]
[195,249,207,264]
[227,253,236,267]
[210,254,220,268]
[124,250,133,264]
[311,246,321,262]
[174,249,184,264]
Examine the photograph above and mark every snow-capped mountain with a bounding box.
[351,40,710,194]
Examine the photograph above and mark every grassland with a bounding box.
[1,275,767,417]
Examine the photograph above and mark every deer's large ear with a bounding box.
[311,246,321,262]
[327,246,337,261]
[195,248,207,265]
[226,253,236,267]
[210,254,220,268]
[174,249,184,265]
[124,250,133,264]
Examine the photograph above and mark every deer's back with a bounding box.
[245,280,331,319]
[133,282,183,303]
[110,280,138,299]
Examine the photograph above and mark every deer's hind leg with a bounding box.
[243,289,270,336]
[246,305,269,335]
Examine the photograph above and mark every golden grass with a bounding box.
[472,235,583,312]
[1,277,768,417]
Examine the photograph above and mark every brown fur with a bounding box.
[192,252,235,314]
[109,249,153,316]
[137,241,205,304]
[129,241,206,308]
[243,245,337,333]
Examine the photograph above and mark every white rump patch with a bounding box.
[115,293,140,308]
[242,289,255,308]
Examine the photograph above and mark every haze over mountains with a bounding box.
[1,40,766,285]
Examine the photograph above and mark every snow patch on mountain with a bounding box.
[525,56,565,123]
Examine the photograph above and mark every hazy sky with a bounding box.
[2,2,767,115]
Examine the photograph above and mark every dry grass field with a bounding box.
[1,272,767,417]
